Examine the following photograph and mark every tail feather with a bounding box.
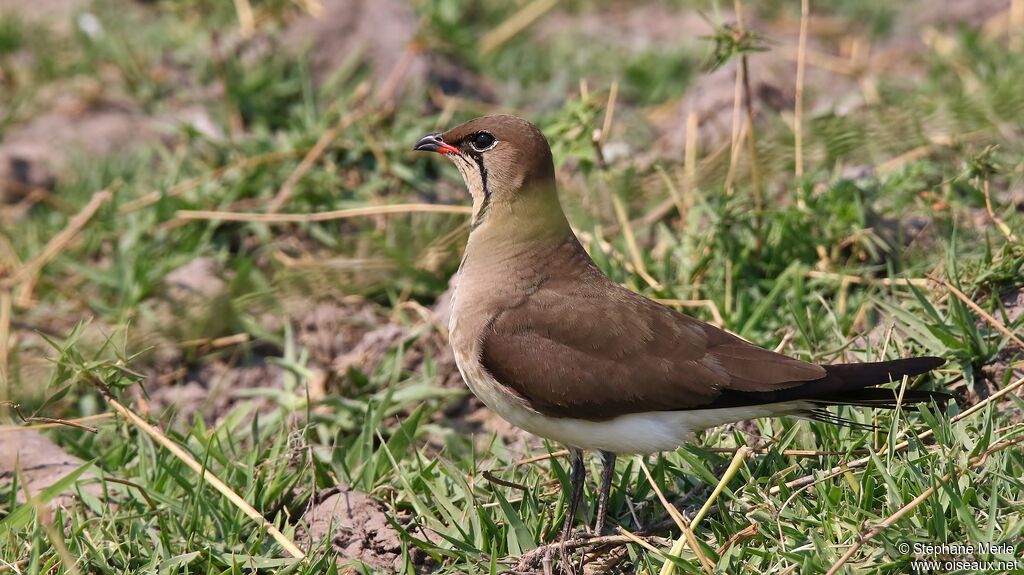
[822,356,945,388]
[707,356,947,411]
[809,387,952,411]
[810,356,949,410]
[803,357,949,426]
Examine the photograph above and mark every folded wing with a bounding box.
[480,269,827,420]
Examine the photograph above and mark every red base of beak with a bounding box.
[414,133,459,155]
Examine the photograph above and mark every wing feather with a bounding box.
[480,275,825,420]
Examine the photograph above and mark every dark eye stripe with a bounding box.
[470,153,491,229]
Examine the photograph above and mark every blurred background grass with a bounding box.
[0,0,1022,573]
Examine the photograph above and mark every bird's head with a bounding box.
[414,115,562,231]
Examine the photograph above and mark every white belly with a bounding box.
[451,341,805,454]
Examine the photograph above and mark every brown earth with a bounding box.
[299,486,436,572]
[0,428,99,506]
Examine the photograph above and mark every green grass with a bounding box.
[2,0,1024,573]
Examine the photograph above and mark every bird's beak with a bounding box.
[414,132,459,155]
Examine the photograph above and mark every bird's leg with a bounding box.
[593,450,616,535]
[560,448,586,541]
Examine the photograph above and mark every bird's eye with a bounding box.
[469,132,496,152]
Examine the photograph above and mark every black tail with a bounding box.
[822,356,945,389]
[707,356,948,413]
[811,356,950,410]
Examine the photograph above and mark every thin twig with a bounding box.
[655,299,725,327]
[616,526,669,557]
[770,375,1024,495]
[600,81,618,147]
[794,0,809,178]
[267,104,370,213]
[735,2,764,251]
[482,470,529,493]
[19,473,82,575]
[1011,0,1024,51]
[706,446,867,457]
[509,449,570,469]
[592,82,618,168]
[0,413,114,433]
[928,274,1024,352]
[118,150,305,214]
[638,459,715,574]
[102,477,158,510]
[724,65,747,196]
[480,0,560,54]
[717,523,758,555]
[655,166,687,229]
[175,203,472,224]
[179,333,251,351]
[0,289,9,403]
[105,396,305,559]
[231,0,255,37]
[660,446,751,575]
[611,195,663,290]
[824,434,1024,575]
[805,270,930,287]
[515,531,671,569]
[22,417,98,433]
[0,558,27,573]
[1,189,113,293]
[982,177,1017,242]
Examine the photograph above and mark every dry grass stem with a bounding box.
[119,150,305,214]
[725,58,746,195]
[480,0,559,54]
[824,434,1024,575]
[734,0,764,245]
[600,81,618,146]
[717,523,757,555]
[267,106,369,212]
[707,446,865,457]
[929,274,1024,351]
[232,0,255,37]
[682,111,700,227]
[180,333,251,350]
[655,299,724,327]
[105,396,306,559]
[1011,0,1024,51]
[1,189,113,295]
[20,475,83,575]
[511,449,570,468]
[655,166,687,229]
[0,412,114,433]
[176,203,472,224]
[515,531,670,570]
[0,289,9,402]
[638,459,715,574]
[794,0,809,177]
[982,178,1017,241]
[592,81,619,167]
[660,446,750,575]
[611,195,663,290]
[804,270,930,287]
[771,375,1024,495]
[616,526,670,558]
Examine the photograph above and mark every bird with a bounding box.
[413,114,946,542]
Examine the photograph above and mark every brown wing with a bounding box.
[479,267,825,420]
